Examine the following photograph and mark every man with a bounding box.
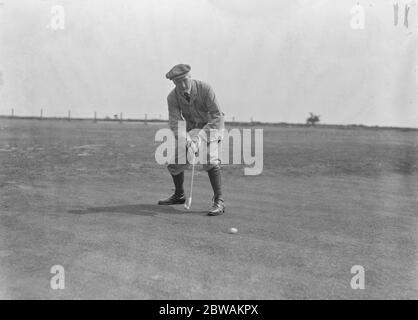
[158,64,225,216]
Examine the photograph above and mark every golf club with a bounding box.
[184,151,196,210]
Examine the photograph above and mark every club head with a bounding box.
[184,197,192,210]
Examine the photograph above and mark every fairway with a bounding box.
[0,119,417,299]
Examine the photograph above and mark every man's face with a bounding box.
[173,75,192,93]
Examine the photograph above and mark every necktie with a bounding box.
[184,92,190,102]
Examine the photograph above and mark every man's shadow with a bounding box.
[68,204,206,216]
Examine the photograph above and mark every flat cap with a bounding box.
[165,64,191,80]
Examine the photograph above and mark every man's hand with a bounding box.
[186,135,201,155]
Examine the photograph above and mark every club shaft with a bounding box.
[189,153,196,200]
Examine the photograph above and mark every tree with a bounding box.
[306,113,320,126]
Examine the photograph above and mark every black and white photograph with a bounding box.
[0,0,417,303]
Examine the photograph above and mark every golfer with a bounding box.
[158,64,225,216]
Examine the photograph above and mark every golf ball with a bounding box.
[228,227,238,234]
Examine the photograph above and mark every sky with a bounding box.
[0,0,417,127]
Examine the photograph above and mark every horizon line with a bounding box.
[0,115,417,131]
